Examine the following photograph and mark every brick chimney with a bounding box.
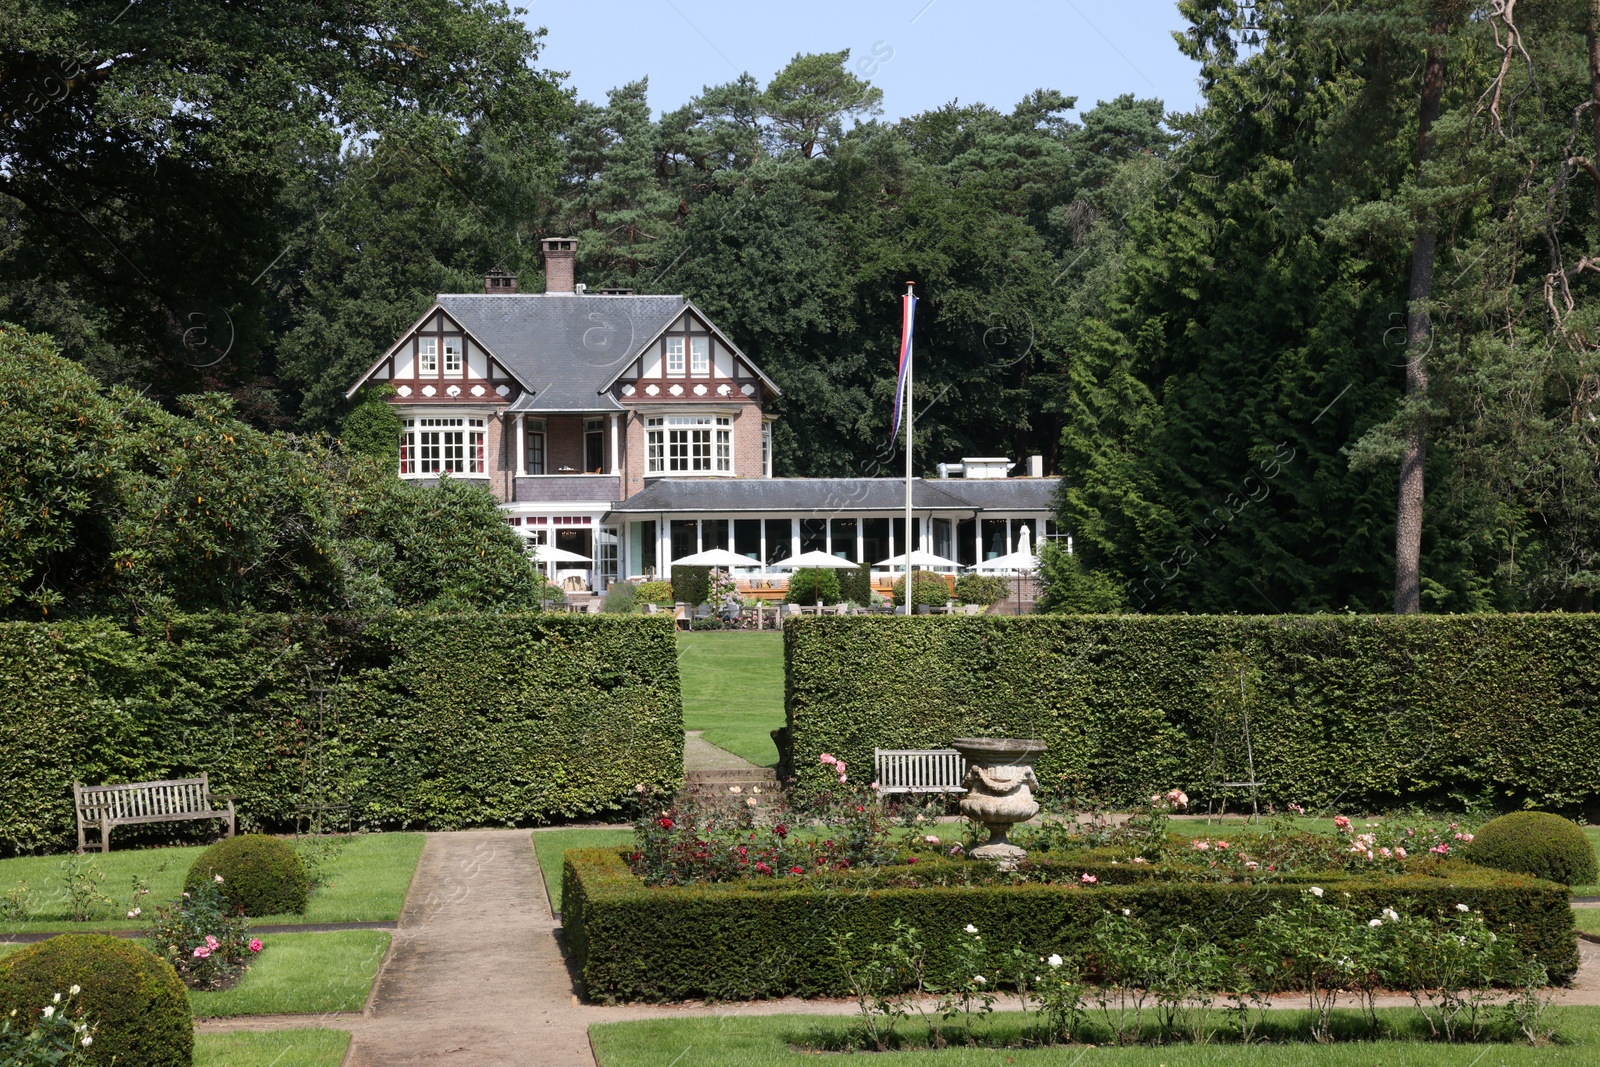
[541,237,576,294]
[484,269,517,295]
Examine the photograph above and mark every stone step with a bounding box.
[684,768,779,785]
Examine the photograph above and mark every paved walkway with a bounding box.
[198,829,1600,1066]
[682,729,762,771]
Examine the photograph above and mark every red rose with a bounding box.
[657,817,674,830]
[774,824,789,837]
[789,866,803,875]
[907,856,918,864]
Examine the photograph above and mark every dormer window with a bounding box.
[666,337,685,377]
[443,336,463,375]
[419,337,438,375]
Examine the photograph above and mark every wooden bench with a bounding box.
[874,748,967,795]
[74,774,236,853]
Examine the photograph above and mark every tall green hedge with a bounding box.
[563,849,1576,1002]
[0,613,683,853]
[784,615,1600,811]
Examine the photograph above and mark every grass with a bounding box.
[189,930,390,1017]
[1573,907,1600,935]
[590,1007,1600,1066]
[0,832,424,932]
[677,630,784,766]
[534,828,632,914]
[195,1029,350,1066]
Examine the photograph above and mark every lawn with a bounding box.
[189,930,390,1017]
[534,828,631,914]
[195,1029,350,1066]
[677,630,784,766]
[590,1007,1600,1066]
[0,832,424,932]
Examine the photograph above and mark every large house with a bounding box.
[347,239,1059,590]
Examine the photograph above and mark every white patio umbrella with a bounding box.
[528,543,592,564]
[670,547,764,569]
[769,549,864,570]
[972,549,1038,574]
[872,549,962,573]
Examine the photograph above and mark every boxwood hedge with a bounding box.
[0,613,682,853]
[783,614,1600,811]
[561,848,1577,1003]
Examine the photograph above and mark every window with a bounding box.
[418,337,438,375]
[525,418,546,475]
[666,337,685,376]
[399,417,486,477]
[597,526,619,590]
[585,418,604,473]
[764,519,793,564]
[645,415,732,474]
[443,337,463,374]
[761,422,773,477]
[690,337,710,375]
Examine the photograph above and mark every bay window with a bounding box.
[399,416,486,477]
[646,415,733,474]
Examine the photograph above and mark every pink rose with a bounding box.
[204,935,219,949]
[192,946,211,959]
[248,938,263,953]
[1080,873,1097,885]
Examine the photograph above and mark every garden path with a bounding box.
[682,729,761,771]
[197,829,1600,1066]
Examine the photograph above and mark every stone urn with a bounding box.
[953,737,1047,866]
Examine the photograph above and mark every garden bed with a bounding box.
[562,848,1577,1003]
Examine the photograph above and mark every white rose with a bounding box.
[1047,954,1063,968]
[1309,886,1324,897]
[965,924,978,934]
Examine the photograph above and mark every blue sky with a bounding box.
[520,0,1204,123]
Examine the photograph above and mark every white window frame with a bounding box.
[762,421,773,478]
[645,415,733,474]
[443,336,463,375]
[666,337,685,377]
[399,416,487,478]
[690,337,710,376]
[418,337,438,376]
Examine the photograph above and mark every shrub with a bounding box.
[0,934,192,1067]
[635,580,673,603]
[838,562,873,606]
[672,566,711,607]
[890,571,949,609]
[785,568,841,606]
[784,614,1600,811]
[1467,812,1599,887]
[602,582,637,614]
[149,876,260,988]
[1035,541,1125,613]
[562,849,1576,1002]
[185,835,309,916]
[0,612,684,851]
[954,574,1010,607]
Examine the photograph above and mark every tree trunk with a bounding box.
[1395,22,1448,615]
[1590,0,1600,228]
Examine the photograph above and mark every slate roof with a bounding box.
[604,477,1059,516]
[435,293,688,413]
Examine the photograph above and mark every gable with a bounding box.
[345,306,524,403]
[609,304,779,404]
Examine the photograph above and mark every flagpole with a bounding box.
[903,282,915,605]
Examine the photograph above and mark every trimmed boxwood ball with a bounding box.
[1467,811,1599,886]
[185,834,309,916]
[0,933,192,1067]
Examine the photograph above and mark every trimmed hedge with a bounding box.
[783,615,1600,811]
[1468,812,1600,886]
[562,848,1577,1002]
[186,834,309,916]
[0,934,192,1066]
[0,613,683,852]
